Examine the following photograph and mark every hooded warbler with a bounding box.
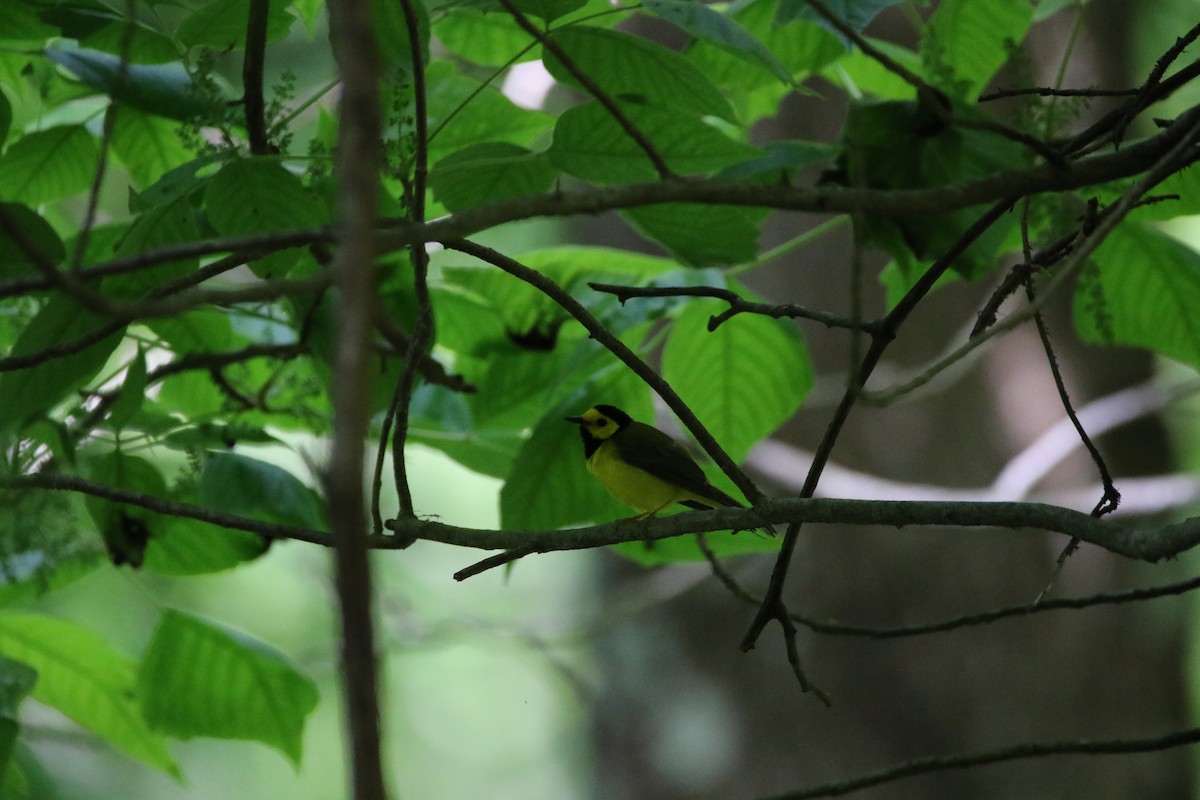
[566,404,773,533]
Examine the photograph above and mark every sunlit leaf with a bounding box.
[138,610,318,764]
[0,613,177,774]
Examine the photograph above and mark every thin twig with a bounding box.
[588,283,881,332]
[762,727,1200,799]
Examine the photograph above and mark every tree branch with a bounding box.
[762,727,1200,799]
[242,0,273,155]
[328,0,388,792]
[13,472,1200,564]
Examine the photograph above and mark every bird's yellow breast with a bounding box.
[587,439,691,514]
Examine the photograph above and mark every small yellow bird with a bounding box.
[566,404,773,533]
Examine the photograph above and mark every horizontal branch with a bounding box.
[10,473,1200,565]
[767,726,1200,800]
[44,102,1200,288]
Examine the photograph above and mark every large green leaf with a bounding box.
[922,0,1033,100]
[138,610,318,765]
[1074,223,1200,371]
[0,125,98,205]
[109,107,195,189]
[0,298,124,436]
[548,101,759,184]
[643,0,792,84]
[843,99,1026,278]
[661,298,812,460]
[0,655,36,784]
[204,158,328,279]
[199,452,326,531]
[821,36,923,99]
[544,27,736,122]
[426,62,554,161]
[82,451,170,567]
[0,203,65,281]
[0,612,177,774]
[176,0,295,49]
[370,0,430,73]
[0,3,56,42]
[109,192,200,296]
[622,203,768,267]
[433,9,537,66]
[429,142,557,212]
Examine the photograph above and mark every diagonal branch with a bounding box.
[442,238,766,505]
[494,0,673,179]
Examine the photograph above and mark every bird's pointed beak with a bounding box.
[565,415,585,424]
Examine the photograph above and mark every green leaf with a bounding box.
[821,36,923,99]
[510,0,587,22]
[0,203,65,281]
[0,612,177,774]
[1122,162,1200,221]
[433,9,535,66]
[441,245,677,349]
[45,46,225,121]
[110,193,200,296]
[426,62,554,161]
[82,451,168,567]
[106,347,147,432]
[109,107,194,189]
[776,0,904,36]
[922,0,1033,100]
[623,203,767,267]
[544,27,736,122]
[0,298,124,436]
[177,0,295,49]
[684,0,839,124]
[715,139,838,181]
[407,384,523,478]
[0,90,10,149]
[429,142,557,212]
[661,298,812,460]
[199,452,326,531]
[78,21,180,64]
[0,125,99,204]
[644,0,793,84]
[138,610,318,764]
[370,0,430,73]
[0,549,100,609]
[0,3,57,42]
[204,158,328,279]
[1074,223,1200,371]
[0,655,36,782]
[548,101,759,184]
[844,100,1026,277]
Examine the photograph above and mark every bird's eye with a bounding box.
[597,418,608,427]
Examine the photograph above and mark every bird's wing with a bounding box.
[613,423,743,508]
